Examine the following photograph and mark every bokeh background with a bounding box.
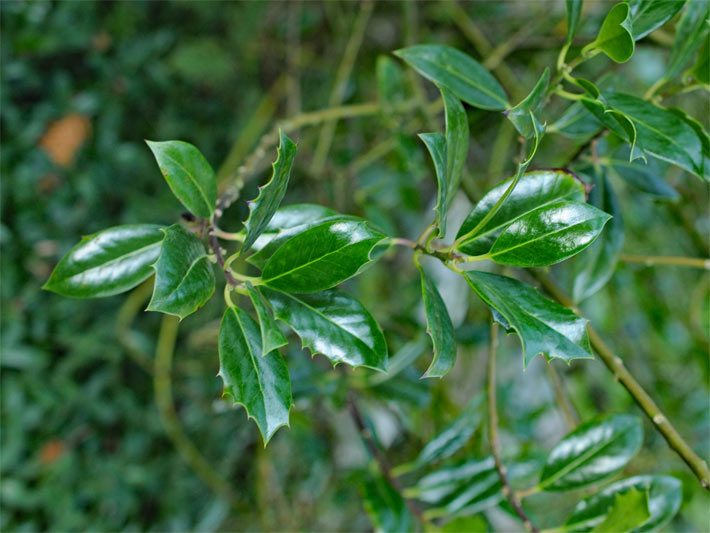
[1,1,708,531]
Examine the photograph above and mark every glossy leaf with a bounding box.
[248,204,339,268]
[665,0,709,81]
[146,140,216,218]
[584,3,635,63]
[564,475,682,532]
[442,87,469,203]
[591,487,650,532]
[246,283,287,355]
[581,96,640,159]
[147,224,215,319]
[44,225,164,298]
[604,92,706,179]
[218,306,292,444]
[261,287,388,371]
[573,170,624,301]
[419,132,449,237]
[488,200,611,267]
[631,0,685,40]
[456,170,586,256]
[361,472,413,533]
[418,263,456,378]
[395,397,482,474]
[241,130,297,254]
[566,0,583,44]
[539,415,643,491]
[394,44,509,110]
[261,217,386,293]
[506,67,550,138]
[464,271,593,367]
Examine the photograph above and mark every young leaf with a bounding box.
[241,130,297,254]
[631,0,686,40]
[506,68,550,138]
[361,472,413,533]
[246,283,287,355]
[665,0,709,81]
[261,287,388,371]
[261,217,386,293]
[573,170,624,302]
[488,200,611,267]
[464,271,593,367]
[146,140,216,218]
[394,397,483,474]
[583,3,635,63]
[456,170,586,256]
[590,487,650,532]
[247,204,339,268]
[218,306,292,444]
[417,263,456,378]
[604,92,706,179]
[419,132,449,237]
[394,44,509,110]
[147,224,215,319]
[539,415,643,491]
[44,224,164,298]
[564,475,682,532]
[566,0,583,44]
[442,88,469,203]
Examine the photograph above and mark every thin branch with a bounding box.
[487,321,539,532]
[531,270,710,491]
[620,254,710,270]
[208,225,238,287]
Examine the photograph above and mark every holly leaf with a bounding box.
[146,140,216,218]
[262,287,388,371]
[44,225,164,298]
[417,263,456,378]
[394,44,509,110]
[566,0,584,44]
[246,283,288,355]
[419,132,449,237]
[583,3,635,63]
[539,415,643,491]
[147,225,215,319]
[241,130,297,254]
[506,68,550,139]
[218,306,292,444]
[261,217,386,293]
[442,88,469,203]
[631,0,686,41]
[665,0,709,81]
[464,271,593,367]
[591,487,650,532]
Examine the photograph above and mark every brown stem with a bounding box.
[487,322,539,532]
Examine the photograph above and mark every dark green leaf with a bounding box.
[550,102,603,140]
[361,472,413,533]
[584,3,635,63]
[539,415,643,491]
[631,0,685,40]
[246,283,288,355]
[464,271,593,367]
[218,306,292,444]
[564,475,682,532]
[418,263,456,378]
[419,132,449,237]
[591,487,650,532]
[666,0,709,81]
[247,204,339,268]
[689,34,709,84]
[506,68,550,138]
[442,88,469,203]
[261,287,388,371]
[261,217,386,293]
[488,199,611,267]
[146,224,215,319]
[581,96,640,159]
[608,155,679,199]
[146,140,216,218]
[241,130,298,254]
[573,170,624,301]
[456,170,586,256]
[44,225,164,298]
[566,0,584,44]
[394,44,509,110]
[604,92,706,179]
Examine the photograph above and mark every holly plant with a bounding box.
[43,1,708,531]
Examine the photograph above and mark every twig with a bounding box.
[620,254,710,270]
[531,270,710,490]
[487,322,539,532]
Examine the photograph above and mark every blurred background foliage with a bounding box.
[1,1,708,531]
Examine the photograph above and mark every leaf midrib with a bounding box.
[65,240,161,283]
[155,252,208,304]
[163,153,212,214]
[233,308,269,427]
